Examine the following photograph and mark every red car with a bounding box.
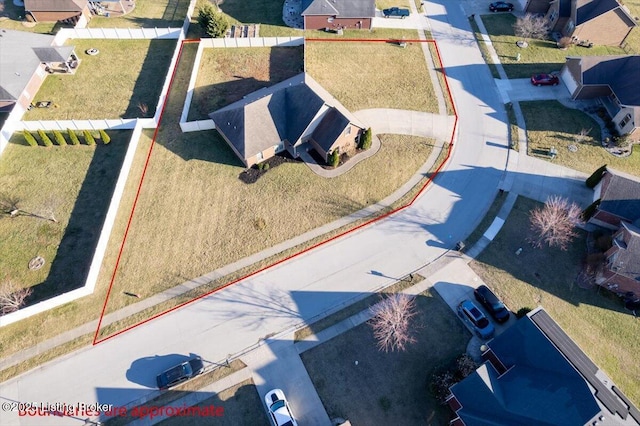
[531,73,559,86]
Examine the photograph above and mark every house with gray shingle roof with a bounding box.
[0,30,76,113]
[561,55,640,141]
[209,73,365,168]
[301,0,375,30]
[24,0,91,26]
[589,167,640,229]
[448,308,640,426]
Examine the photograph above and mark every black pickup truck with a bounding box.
[383,7,410,18]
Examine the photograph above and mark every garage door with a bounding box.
[561,67,578,96]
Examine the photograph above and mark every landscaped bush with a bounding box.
[359,127,372,150]
[53,130,67,146]
[198,3,229,38]
[515,307,532,319]
[38,129,53,147]
[557,37,572,49]
[23,131,38,147]
[99,129,111,145]
[585,164,607,188]
[83,130,96,146]
[429,354,480,405]
[329,150,340,167]
[67,129,80,145]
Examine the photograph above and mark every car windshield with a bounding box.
[477,317,489,328]
[270,400,285,411]
[469,306,483,320]
[492,301,505,310]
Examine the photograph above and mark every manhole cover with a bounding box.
[28,256,45,270]
[568,144,578,152]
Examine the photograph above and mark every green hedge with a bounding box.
[83,130,96,146]
[53,130,67,146]
[23,131,38,147]
[38,129,53,147]
[67,129,80,145]
[99,129,111,145]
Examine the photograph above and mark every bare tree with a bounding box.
[0,282,32,315]
[0,193,59,223]
[529,196,582,250]
[368,293,418,352]
[575,128,592,145]
[513,14,549,46]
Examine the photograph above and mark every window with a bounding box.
[345,126,351,135]
[256,152,263,161]
[619,113,632,128]
[327,17,334,23]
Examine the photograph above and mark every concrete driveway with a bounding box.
[495,77,571,104]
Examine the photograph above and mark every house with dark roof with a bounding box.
[209,73,366,168]
[598,221,640,298]
[589,168,640,229]
[447,308,640,426]
[560,55,640,141]
[525,0,636,46]
[24,0,91,26]
[0,30,77,113]
[301,0,375,30]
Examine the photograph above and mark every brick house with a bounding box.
[598,221,640,298]
[24,0,92,27]
[0,30,76,113]
[301,0,375,30]
[209,73,366,168]
[589,168,640,230]
[448,308,640,425]
[525,0,636,46]
[560,56,640,141]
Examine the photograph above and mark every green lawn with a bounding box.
[0,130,130,299]
[301,289,468,425]
[481,14,628,78]
[306,39,438,113]
[521,100,640,176]
[89,0,190,28]
[470,196,640,407]
[23,39,175,120]
[188,46,304,121]
[376,0,411,10]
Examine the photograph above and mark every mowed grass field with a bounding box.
[522,101,640,176]
[89,0,190,28]
[470,196,640,406]
[306,39,438,113]
[480,14,628,78]
[188,46,304,120]
[24,39,175,120]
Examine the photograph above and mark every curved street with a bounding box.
[0,1,513,425]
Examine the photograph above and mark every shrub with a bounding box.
[198,3,229,38]
[99,129,111,145]
[359,127,372,150]
[23,131,38,147]
[581,199,601,221]
[257,162,265,171]
[329,150,340,167]
[53,130,67,146]
[515,307,532,319]
[430,370,456,405]
[263,162,270,171]
[455,354,479,379]
[67,129,80,145]
[83,130,96,146]
[611,134,630,148]
[585,165,607,188]
[38,129,53,147]
[557,36,572,48]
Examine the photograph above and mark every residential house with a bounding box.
[0,30,77,113]
[447,308,640,426]
[24,0,92,27]
[598,221,640,298]
[525,0,636,46]
[589,167,640,229]
[561,55,640,141]
[209,73,366,168]
[301,0,375,30]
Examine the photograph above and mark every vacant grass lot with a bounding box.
[470,196,640,407]
[481,14,628,78]
[188,46,304,121]
[89,0,189,28]
[522,101,640,176]
[301,289,468,425]
[0,131,130,296]
[306,40,438,113]
[23,39,174,120]
[158,379,269,426]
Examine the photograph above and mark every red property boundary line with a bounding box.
[93,38,458,345]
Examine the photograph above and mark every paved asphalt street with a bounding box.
[0,1,510,425]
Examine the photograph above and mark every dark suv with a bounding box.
[474,285,510,323]
[156,357,204,390]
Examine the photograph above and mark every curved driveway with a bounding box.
[0,2,509,425]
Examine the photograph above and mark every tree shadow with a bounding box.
[218,0,285,26]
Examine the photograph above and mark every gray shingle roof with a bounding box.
[614,222,640,280]
[302,0,375,18]
[0,30,56,102]
[600,168,640,222]
[24,0,86,12]
[310,108,350,152]
[209,73,364,161]
[579,55,640,107]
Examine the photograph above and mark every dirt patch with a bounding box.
[238,152,299,184]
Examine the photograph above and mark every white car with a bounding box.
[264,389,298,426]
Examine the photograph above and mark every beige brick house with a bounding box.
[24,0,92,26]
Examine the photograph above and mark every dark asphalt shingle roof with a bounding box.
[302,0,375,18]
[24,0,86,12]
[578,55,640,107]
[576,0,636,26]
[613,222,640,280]
[599,168,640,222]
[33,46,75,63]
[310,108,350,152]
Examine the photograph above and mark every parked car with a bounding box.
[383,7,410,18]
[489,1,514,11]
[457,300,495,339]
[474,285,510,323]
[265,389,298,426]
[156,356,204,390]
[530,73,560,86]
